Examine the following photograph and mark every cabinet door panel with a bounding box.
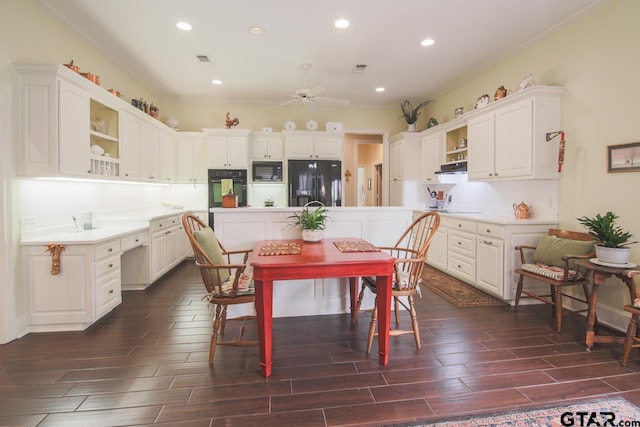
[58,80,90,176]
[476,237,504,296]
[467,114,495,180]
[285,135,314,158]
[227,136,248,168]
[139,121,160,180]
[120,112,140,179]
[495,99,533,178]
[314,136,342,159]
[206,136,228,168]
[421,133,441,183]
[29,252,92,323]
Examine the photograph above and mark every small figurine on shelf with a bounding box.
[149,103,159,118]
[225,112,239,129]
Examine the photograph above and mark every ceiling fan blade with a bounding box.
[276,98,301,107]
[306,86,326,98]
[312,96,350,105]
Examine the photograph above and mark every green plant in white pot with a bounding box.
[287,202,329,242]
[400,99,431,131]
[577,211,636,265]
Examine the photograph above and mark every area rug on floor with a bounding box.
[389,396,640,427]
[421,266,507,308]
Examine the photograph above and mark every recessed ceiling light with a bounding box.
[420,38,435,47]
[334,18,350,29]
[176,21,192,31]
[375,87,385,92]
[212,80,223,85]
[248,26,265,35]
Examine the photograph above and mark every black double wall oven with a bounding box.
[208,169,247,226]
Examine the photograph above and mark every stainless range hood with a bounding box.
[435,161,467,174]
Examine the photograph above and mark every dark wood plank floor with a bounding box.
[2,261,640,427]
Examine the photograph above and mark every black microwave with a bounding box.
[252,161,283,182]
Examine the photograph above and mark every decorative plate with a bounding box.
[474,94,490,109]
[306,120,318,131]
[284,121,296,130]
[590,258,637,268]
[519,73,535,91]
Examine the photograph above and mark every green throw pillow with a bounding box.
[532,234,594,268]
[193,227,230,284]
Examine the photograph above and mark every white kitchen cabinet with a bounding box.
[466,86,563,181]
[447,218,477,283]
[425,213,556,301]
[251,132,284,160]
[23,237,123,331]
[176,132,206,183]
[158,128,176,182]
[204,129,251,169]
[150,215,182,282]
[120,111,140,179]
[420,130,441,183]
[426,216,447,270]
[17,64,122,179]
[389,132,425,208]
[475,223,505,296]
[284,131,343,159]
[139,120,160,180]
[58,79,90,176]
[16,63,181,183]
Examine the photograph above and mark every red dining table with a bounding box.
[250,238,395,378]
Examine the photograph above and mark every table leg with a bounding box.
[349,277,359,318]
[585,279,601,351]
[376,274,391,366]
[254,278,273,377]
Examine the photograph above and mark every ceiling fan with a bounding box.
[273,64,350,108]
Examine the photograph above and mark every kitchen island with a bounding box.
[211,206,413,318]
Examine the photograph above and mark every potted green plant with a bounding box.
[400,99,431,131]
[287,202,329,242]
[577,211,636,265]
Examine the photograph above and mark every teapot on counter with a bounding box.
[513,201,532,219]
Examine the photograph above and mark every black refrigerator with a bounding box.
[288,160,342,207]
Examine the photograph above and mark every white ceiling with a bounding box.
[36,0,604,108]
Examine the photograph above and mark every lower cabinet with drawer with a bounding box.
[424,213,557,302]
[447,218,477,283]
[122,214,188,290]
[23,237,123,332]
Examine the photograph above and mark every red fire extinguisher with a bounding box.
[557,132,565,172]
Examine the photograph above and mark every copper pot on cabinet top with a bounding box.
[513,201,532,219]
[80,72,100,85]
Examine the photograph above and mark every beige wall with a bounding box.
[424,0,640,308]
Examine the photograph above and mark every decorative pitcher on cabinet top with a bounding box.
[513,202,532,219]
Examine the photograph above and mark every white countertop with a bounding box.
[21,222,150,245]
[211,206,558,226]
[20,208,201,245]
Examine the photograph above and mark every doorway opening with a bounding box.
[344,132,385,206]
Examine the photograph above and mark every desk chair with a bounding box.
[182,213,256,364]
[352,212,440,352]
[514,228,595,333]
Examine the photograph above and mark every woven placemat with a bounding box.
[258,242,301,256]
[333,240,380,253]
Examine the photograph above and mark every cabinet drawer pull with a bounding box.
[457,264,461,268]
[458,224,462,227]
[457,241,462,245]
[135,238,139,243]
[108,263,113,268]
[109,289,114,294]
[483,240,493,245]
[486,229,491,233]
[108,248,113,252]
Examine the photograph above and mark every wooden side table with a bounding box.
[573,259,640,350]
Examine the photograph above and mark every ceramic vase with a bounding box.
[302,229,323,243]
[595,245,631,265]
[407,122,417,132]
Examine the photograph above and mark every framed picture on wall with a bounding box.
[608,142,640,172]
